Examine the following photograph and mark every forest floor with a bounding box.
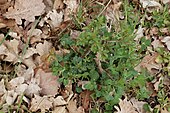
[0,0,170,113]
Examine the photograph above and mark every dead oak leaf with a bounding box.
[161,36,170,51]
[36,40,52,56]
[30,94,53,112]
[35,69,60,96]
[135,53,161,74]
[0,79,6,96]
[67,98,85,113]
[3,0,45,25]
[115,97,137,113]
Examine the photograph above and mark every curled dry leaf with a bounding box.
[5,90,18,105]
[140,0,162,9]
[67,97,85,113]
[50,96,67,106]
[45,9,63,28]
[30,95,53,112]
[25,78,41,97]
[53,0,64,10]
[36,40,52,56]
[134,25,144,42]
[53,106,67,113]
[151,38,164,49]
[130,98,146,113]
[35,69,60,95]
[115,97,138,113]
[63,0,79,21]
[135,52,161,74]
[161,36,170,50]
[9,76,25,89]
[3,0,45,25]
[0,79,6,96]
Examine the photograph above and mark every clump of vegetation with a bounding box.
[52,3,150,111]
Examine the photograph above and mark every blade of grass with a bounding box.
[0,29,11,46]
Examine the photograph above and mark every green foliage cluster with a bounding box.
[52,18,149,112]
[52,3,150,112]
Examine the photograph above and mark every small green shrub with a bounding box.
[52,3,150,112]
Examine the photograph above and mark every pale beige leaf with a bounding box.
[9,76,25,89]
[35,69,60,95]
[5,90,18,105]
[30,95,53,112]
[45,9,63,28]
[130,98,146,113]
[151,38,164,49]
[115,97,137,113]
[140,0,162,8]
[23,57,36,69]
[134,26,144,42]
[27,28,42,37]
[25,78,41,97]
[161,36,170,50]
[67,98,85,113]
[36,40,52,56]
[3,0,45,25]
[63,0,78,21]
[52,96,67,106]
[23,48,37,59]
[15,84,28,94]
[53,106,67,113]
[0,79,6,96]
[63,0,78,13]
[135,53,161,74]
[53,0,64,10]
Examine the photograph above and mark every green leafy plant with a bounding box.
[52,3,150,112]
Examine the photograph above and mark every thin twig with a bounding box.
[97,0,112,17]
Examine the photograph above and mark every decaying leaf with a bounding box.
[67,95,85,113]
[134,26,144,42]
[161,36,170,50]
[5,90,18,105]
[30,94,53,112]
[130,98,146,113]
[63,0,79,21]
[25,78,41,97]
[135,53,161,74]
[0,79,6,96]
[53,0,64,10]
[35,69,60,95]
[3,0,45,25]
[45,9,63,28]
[36,40,52,56]
[9,76,25,89]
[51,96,67,106]
[140,0,162,9]
[115,97,138,113]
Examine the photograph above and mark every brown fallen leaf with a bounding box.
[80,90,92,111]
[161,36,170,51]
[0,79,6,96]
[63,0,79,21]
[36,40,52,56]
[5,90,18,105]
[114,97,138,113]
[130,98,146,113]
[35,69,60,95]
[24,78,41,97]
[30,94,53,112]
[53,106,67,113]
[135,52,161,74]
[45,9,63,28]
[53,0,64,10]
[3,0,45,25]
[67,96,85,113]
